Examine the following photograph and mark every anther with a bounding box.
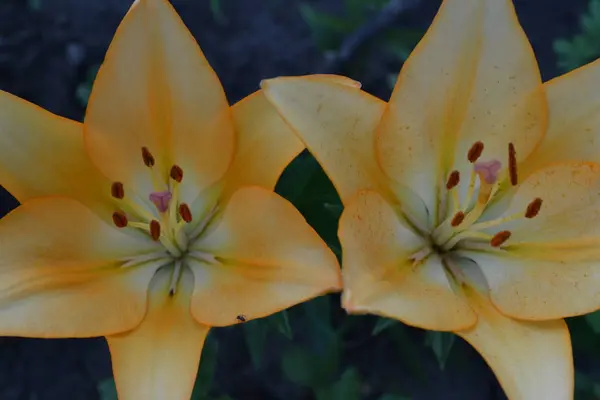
[111,182,125,199]
[446,170,460,190]
[450,211,465,227]
[141,147,155,167]
[179,203,192,223]
[112,211,128,228]
[150,220,161,241]
[170,165,184,183]
[490,230,511,247]
[525,198,543,219]
[468,141,484,163]
[508,143,518,186]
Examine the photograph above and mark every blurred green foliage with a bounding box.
[554,0,600,72]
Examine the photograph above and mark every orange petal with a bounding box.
[188,186,341,326]
[107,267,210,400]
[376,0,546,218]
[339,190,477,331]
[521,59,600,180]
[456,286,573,399]
[0,91,112,216]
[261,75,390,205]
[223,90,304,195]
[84,0,234,199]
[0,197,161,337]
[463,162,600,319]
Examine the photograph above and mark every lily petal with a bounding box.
[107,267,209,400]
[0,91,112,216]
[261,75,390,205]
[339,190,477,331]
[0,197,161,337]
[456,285,573,400]
[223,90,304,196]
[84,0,234,198]
[462,162,600,319]
[521,59,600,179]
[376,0,546,217]
[189,186,341,326]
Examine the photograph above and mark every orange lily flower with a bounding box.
[260,0,600,397]
[0,0,341,398]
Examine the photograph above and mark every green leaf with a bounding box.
[275,152,320,205]
[97,378,118,400]
[377,395,412,400]
[209,0,228,25]
[584,310,600,334]
[267,310,293,339]
[243,319,269,369]
[191,332,219,399]
[298,3,349,51]
[424,331,456,370]
[315,368,362,400]
[372,317,398,336]
[281,341,340,388]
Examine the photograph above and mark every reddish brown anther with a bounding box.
[150,220,161,241]
[111,182,125,199]
[446,170,460,190]
[179,203,192,223]
[141,147,155,167]
[112,211,128,228]
[490,230,511,247]
[450,211,465,227]
[508,143,518,186]
[170,165,184,183]
[525,198,543,219]
[467,141,484,163]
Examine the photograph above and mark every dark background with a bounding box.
[0,0,598,399]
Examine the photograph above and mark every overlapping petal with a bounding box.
[376,0,546,221]
[84,0,234,199]
[189,186,341,326]
[339,191,477,331]
[261,76,390,204]
[461,162,600,320]
[107,267,209,400]
[0,197,160,337]
[0,91,112,217]
[456,286,573,399]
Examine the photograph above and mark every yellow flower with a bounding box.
[0,0,341,398]
[261,0,600,397]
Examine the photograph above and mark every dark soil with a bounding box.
[0,0,591,399]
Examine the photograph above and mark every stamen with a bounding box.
[525,198,543,219]
[508,143,518,186]
[112,211,128,228]
[490,230,511,247]
[170,165,184,183]
[150,220,161,241]
[179,203,192,223]
[149,191,173,213]
[446,170,460,190]
[468,141,484,163]
[474,159,502,184]
[451,211,465,227]
[141,147,155,167]
[111,182,125,199]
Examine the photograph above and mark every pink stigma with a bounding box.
[474,159,502,184]
[149,191,172,213]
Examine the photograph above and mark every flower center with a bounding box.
[109,147,216,294]
[410,141,543,264]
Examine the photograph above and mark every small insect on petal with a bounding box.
[170,165,184,183]
[468,141,484,163]
[490,230,511,247]
[451,211,465,227]
[111,182,125,199]
[179,203,192,223]
[236,314,247,323]
[150,220,161,241]
[141,146,155,167]
[525,198,543,219]
[446,170,460,190]
[112,211,128,228]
